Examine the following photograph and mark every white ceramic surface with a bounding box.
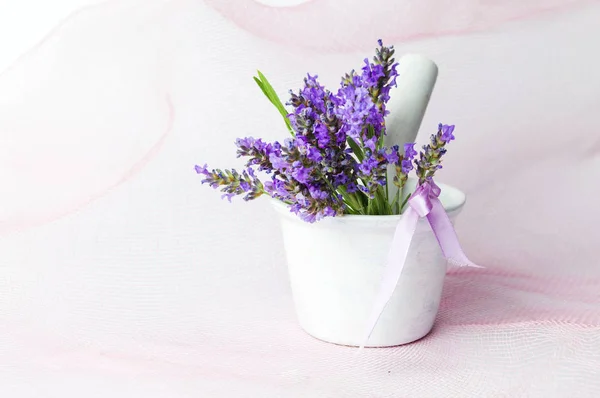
[271,179,466,347]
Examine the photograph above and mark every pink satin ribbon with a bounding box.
[359,181,481,350]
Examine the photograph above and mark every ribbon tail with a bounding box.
[427,198,482,268]
[358,207,420,351]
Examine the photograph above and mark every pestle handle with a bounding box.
[385,54,438,203]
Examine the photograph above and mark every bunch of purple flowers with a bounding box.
[196,41,456,223]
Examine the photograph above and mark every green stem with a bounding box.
[385,175,389,208]
[391,189,400,214]
[338,186,365,215]
[366,193,375,215]
[399,193,411,213]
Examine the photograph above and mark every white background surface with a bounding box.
[1,0,600,396]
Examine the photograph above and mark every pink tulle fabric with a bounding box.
[1,0,599,396]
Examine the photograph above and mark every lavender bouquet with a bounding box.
[195,41,456,223]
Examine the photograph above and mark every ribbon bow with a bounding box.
[359,181,481,350]
[407,180,441,217]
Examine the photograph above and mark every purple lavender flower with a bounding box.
[366,40,399,113]
[235,137,255,150]
[358,154,380,175]
[333,172,349,186]
[269,153,289,171]
[345,181,358,193]
[307,146,323,162]
[336,84,375,141]
[415,123,456,184]
[301,212,317,223]
[295,192,310,207]
[440,124,456,143]
[196,165,265,201]
[322,207,336,217]
[335,39,399,177]
[222,193,236,202]
[235,137,277,172]
[404,143,417,159]
[308,186,329,201]
[401,159,413,174]
[390,141,418,190]
[264,177,291,200]
[292,166,312,184]
[314,123,331,148]
[336,104,385,196]
[384,146,400,164]
[358,185,370,194]
[195,164,209,176]
[239,180,251,191]
[363,137,378,151]
[355,148,395,198]
[399,143,417,174]
[361,58,385,88]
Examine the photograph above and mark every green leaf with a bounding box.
[357,189,369,209]
[366,195,374,215]
[337,186,365,215]
[253,77,270,99]
[257,72,291,120]
[374,186,391,215]
[346,138,364,162]
[367,124,375,139]
[377,127,386,150]
[254,71,294,135]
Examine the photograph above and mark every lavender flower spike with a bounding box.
[196,165,265,202]
[392,143,417,189]
[414,124,456,184]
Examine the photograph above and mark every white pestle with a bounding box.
[385,54,438,205]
